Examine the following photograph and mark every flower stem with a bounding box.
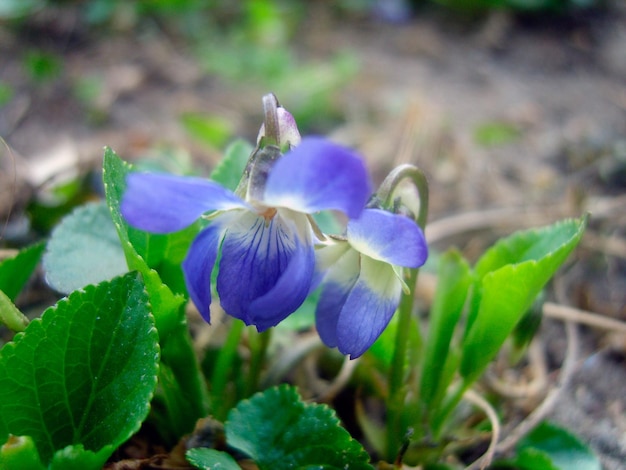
[386,266,421,462]
[211,319,245,419]
[377,164,429,231]
[246,327,272,397]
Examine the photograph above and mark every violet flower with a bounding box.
[315,208,428,358]
[121,136,371,331]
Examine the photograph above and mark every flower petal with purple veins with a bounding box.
[348,209,428,268]
[263,137,371,219]
[121,172,249,233]
[216,211,315,329]
[335,257,403,359]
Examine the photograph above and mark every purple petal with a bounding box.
[348,209,428,268]
[249,244,315,331]
[121,172,248,233]
[315,247,360,348]
[336,258,402,358]
[216,211,315,330]
[182,222,224,322]
[263,137,371,219]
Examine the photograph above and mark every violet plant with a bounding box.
[0,94,593,469]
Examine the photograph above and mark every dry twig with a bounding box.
[463,389,501,470]
[496,319,579,455]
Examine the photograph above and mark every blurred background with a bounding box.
[0,0,625,466]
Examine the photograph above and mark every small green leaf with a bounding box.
[515,422,601,470]
[0,435,45,470]
[420,250,472,409]
[509,447,560,470]
[0,290,29,332]
[0,272,159,465]
[49,444,114,470]
[0,241,45,302]
[186,448,241,470]
[226,385,374,469]
[460,217,586,383]
[210,138,254,191]
[42,201,127,294]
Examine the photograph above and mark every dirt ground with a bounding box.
[1,2,625,468]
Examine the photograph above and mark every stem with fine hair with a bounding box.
[386,266,420,462]
[379,163,429,463]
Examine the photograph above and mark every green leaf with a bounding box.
[186,448,241,470]
[210,138,254,191]
[49,444,114,470]
[0,289,29,332]
[102,148,209,442]
[460,217,586,383]
[0,435,45,470]
[509,447,560,470]
[42,201,128,294]
[420,250,472,409]
[0,241,45,302]
[514,422,601,470]
[226,385,374,469]
[0,272,159,465]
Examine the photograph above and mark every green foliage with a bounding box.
[0,435,45,470]
[500,421,601,470]
[27,173,99,235]
[0,241,45,302]
[210,138,254,192]
[43,202,127,294]
[225,385,374,469]
[0,273,159,467]
[419,250,471,409]
[186,448,241,470]
[103,148,209,443]
[460,216,587,384]
[0,242,45,333]
[0,290,28,333]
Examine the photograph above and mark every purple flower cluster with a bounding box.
[121,105,427,358]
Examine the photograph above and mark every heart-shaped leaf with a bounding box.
[226,385,374,469]
[42,202,127,294]
[0,272,159,466]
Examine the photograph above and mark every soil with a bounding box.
[1,2,625,468]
